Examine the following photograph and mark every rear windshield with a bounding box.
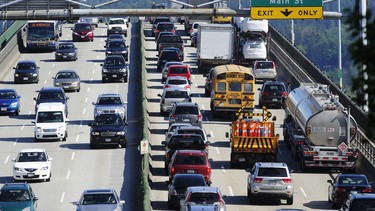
[339,176,368,185]
[109,19,125,24]
[165,91,189,98]
[157,23,174,30]
[350,199,375,211]
[167,79,187,85]
[160,36,182,42]
[154,18,171,24]
[189,193,220,204]
[177,130,204,138]
[169,67,188,74]
[256,62,273,69]
[174,176,206,188]
[257,167,288,177]
[175,106,198,115]
[264,85,285,92]
[161,51,179,60]
[175,154,207,165]
[168,136,204,149]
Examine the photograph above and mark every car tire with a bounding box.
[90,143,96,149]
[286,196,293,205]
[14,109,20,116]
[102,78,107,83]
[34,136,39,142]
[46,173,51,182]
[120,142,126,148]
[124,77,128,83]
[167,201,174,209]
[247,188,256,204]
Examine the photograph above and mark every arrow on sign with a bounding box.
[281,9,293,17]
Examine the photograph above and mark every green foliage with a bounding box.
[345,1,375,137]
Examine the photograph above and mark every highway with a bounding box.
[0,23,132,210]
[145,23,338,210]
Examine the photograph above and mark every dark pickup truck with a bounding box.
[158,35,184,57]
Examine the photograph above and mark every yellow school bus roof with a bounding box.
[211,64,252,76]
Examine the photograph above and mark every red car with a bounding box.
[167,65,191,83]
[168,150,212,183]
[72,22,94,42]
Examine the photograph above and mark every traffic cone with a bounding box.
[241,120,247,137]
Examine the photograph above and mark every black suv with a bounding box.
[13,60,39,84]
[89,113,127,149]
[34,87,69,115]
[101,55,129,83]
[161,134,207,170]
[105,40,129,61]
[258,81,288,109]
[340,193,375,211]
[157,49,181,72]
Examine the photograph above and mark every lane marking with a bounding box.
[87,87,91,93]
[21,124,25,130]
[202,105,205,110]
[52,64,55,68]
[92,69,95,74]
[28,111,32,116]
[71,152,75,160]
[215,147,220,155]
[44,80,47,84]
[60,192,65,203]
[13,138,18,146]
[210,131,214,138]
[221,164,226,173]
[228,186,234,196]
[48,71,51,75]
[96,55,99,59]
[85,97,88,103]
[82,108,86,114]
[75,135,79,143]
[66,170,71,180]
[300,186,308,198]
[4,155,9,164]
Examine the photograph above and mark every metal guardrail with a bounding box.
[268,24,375,168]
[0,20,25,49]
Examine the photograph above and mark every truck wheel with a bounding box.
[286,196,293,205]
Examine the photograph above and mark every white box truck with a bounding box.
[196,23,235,72]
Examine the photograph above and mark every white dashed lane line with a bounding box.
[13,138,18,146]
[4,155,9,164]
[60,192,65,203]
[221,164,226,173]
[228,186,234,196]
[215,147,220,155]
[71,152,75,160]
[210,131,214,138]
[66,170,71,180]
[82,108,86,114]
[75,135,79,143]
[300,186,308,198]
[21,124,25,130]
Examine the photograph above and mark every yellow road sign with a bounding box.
[251,7,323,19]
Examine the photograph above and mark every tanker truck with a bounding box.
[283,83,358,171]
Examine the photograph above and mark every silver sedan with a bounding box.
[52,70,80,92]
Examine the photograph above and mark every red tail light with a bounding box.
[156,29,160,33]
[165,85,170,88]
[296,141,304,145]
[253,178,263,183]
[281,91,288,97]
[336,187,346,192]
[185,85,190,89]
[272,62,275,69]
[362,187,372,193]
[197,114,202,120]
[262,92,269,96]
[205,144,209,150]
[206,166,211,175]
[171,167,175,173]
[282,178,292,184]
[171,114,176,118]
[186,192,192,202]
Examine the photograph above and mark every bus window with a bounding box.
[244,83,253,92]
[228,82,241,92]
[217,82,226,91]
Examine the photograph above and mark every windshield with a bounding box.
[108,42,126,48]
[37,111,64,123]
[168,136,204,149]
[258,167,288,177]
[105,58,125,66]
[27,27,55,40]
[98,97,122,105]
[81,194,117,205]
[169,67,187,74]
[0,91,16,99]
[0,190,31,202]
[189,192,220,204]
[16,63,36,70]
[38,92,64,100]
[165,91,189,98]
[58,44,75,50]
[17,152,47,162]
[56,72,78,79]
[94,115,123,126]
[74,24,92,30]
[175,155,207,165]
[109,19,125,24]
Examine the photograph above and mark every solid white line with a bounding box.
[210,131,214,138]
[85,97,88,103]
[221,164,226,173]
[82,108,86,114]
[71,152,75,160]
[75,135,79,143]
[66,170,71,180]
[21,124,25,130]
[60,192,65,203]
[4,155,9,164]
[13,138,18,146]
[48,71,51,75]
[202,105,205,110]
[215,147,220,155]
[195,83,198,88]
[300,186,308,198]
[228,186,234,196]
[192,75,195,80]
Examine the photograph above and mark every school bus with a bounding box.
[204,64,255,118]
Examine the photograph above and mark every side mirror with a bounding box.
[72,201,78,205]
[257,88,261,91]
[207,134,211,137]
[65,119,69,122]
[222,195,227,199]
[289,169,294,173]
[161,141,167,146]
[119,200,125,205]
[13,67,16,69]
[66,97,70,100]
[327,179,332,184]
[92,102,96,105]
[34,197,39,201]
[100,64,103,66]
[205,141,211,145]
[52,77,55,79]
[157,94,162,97]
[71,28,73,30]
[31,121,35,124]
[245,168,252,173]
[33,97,37,101]
[11,158,16,162]
[208,158,213,162]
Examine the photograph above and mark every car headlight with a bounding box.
[107,51,112,54]
[121,50,127,54]
[73,32,79,36]
[87,31,93,35]
[41,166,49,171]
[72,81,78,85]
[120,68,126,72]
[68,53,76,56]
[56,53,62,56]
[102,68,108,73]
[22,207,30,211]
[14,167,22,171]
[58,126,65,131]
[116,131,125,136]
[55,82,60,86]
[91,131,100,135]
[15,73,19,77]
[32,73,38,77]
[10,101,18,107]
[37,127,42,132]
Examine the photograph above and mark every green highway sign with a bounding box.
[251,0,322,7]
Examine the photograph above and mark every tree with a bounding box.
[346,0,375,137]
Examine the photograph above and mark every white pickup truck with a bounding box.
[106,18,128,37]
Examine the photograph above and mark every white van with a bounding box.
[32,103,68,142]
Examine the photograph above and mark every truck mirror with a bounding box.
[272,116,277,121]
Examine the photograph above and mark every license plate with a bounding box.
[269,180,276,185]
[112,75,117,77]
[105,138,111,142]
[63,56,67,58]
[27,173,35,177]
[272,98,278,101]
[239,158,246,162]
[182,118,189,122]
[187,170,194,173]
[23,77,28,80]
[64,86,69,89]
[1,107,6,111]
[81,36,85,38]
[115,31,119,33]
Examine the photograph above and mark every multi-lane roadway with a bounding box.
[145,22,338,211]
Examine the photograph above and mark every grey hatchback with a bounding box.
[169,102,203,128]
